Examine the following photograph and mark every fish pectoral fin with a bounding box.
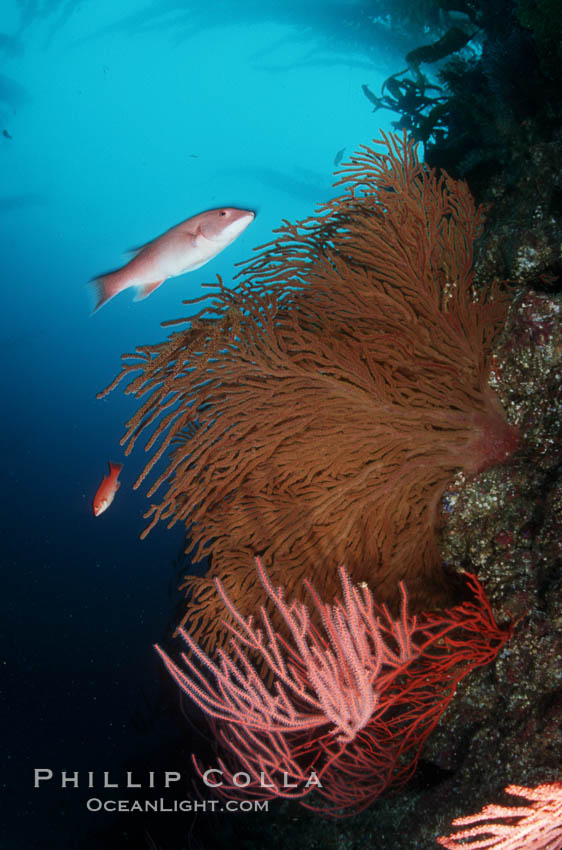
[134,280,165,300]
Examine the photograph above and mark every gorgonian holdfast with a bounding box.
[100,130,519,649]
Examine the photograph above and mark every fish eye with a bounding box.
[219,210,227,216]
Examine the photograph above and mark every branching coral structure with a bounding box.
[156,558,512,816]
[100,131,519,649]
[437,782,562,849]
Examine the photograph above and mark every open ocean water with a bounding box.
[3,2,561,849]
[1,3,400,847]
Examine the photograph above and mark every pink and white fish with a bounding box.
[91,207,255,311]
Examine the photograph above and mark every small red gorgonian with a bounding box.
[156,557,511,816]
[437,782,562,849]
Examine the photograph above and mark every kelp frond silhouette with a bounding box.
[100,131,518,649]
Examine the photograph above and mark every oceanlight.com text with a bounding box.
[86,798,269,813]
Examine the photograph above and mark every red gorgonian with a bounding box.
[437,782,562,849]
[156,558,512,816]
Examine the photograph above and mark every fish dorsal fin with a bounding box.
[134,280,165,300]
[126,221,199,255]
[126,231,166,255]
[125,241,151,256]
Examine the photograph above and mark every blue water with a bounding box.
[1,2,402,847]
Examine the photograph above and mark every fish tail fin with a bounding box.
[108,461,123,477]
[90,271,125,312]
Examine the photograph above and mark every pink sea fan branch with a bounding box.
[156,559,511,815]
[437,782,562,849]
[156,557,419,745]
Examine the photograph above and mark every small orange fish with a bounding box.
[93,461,123,516]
